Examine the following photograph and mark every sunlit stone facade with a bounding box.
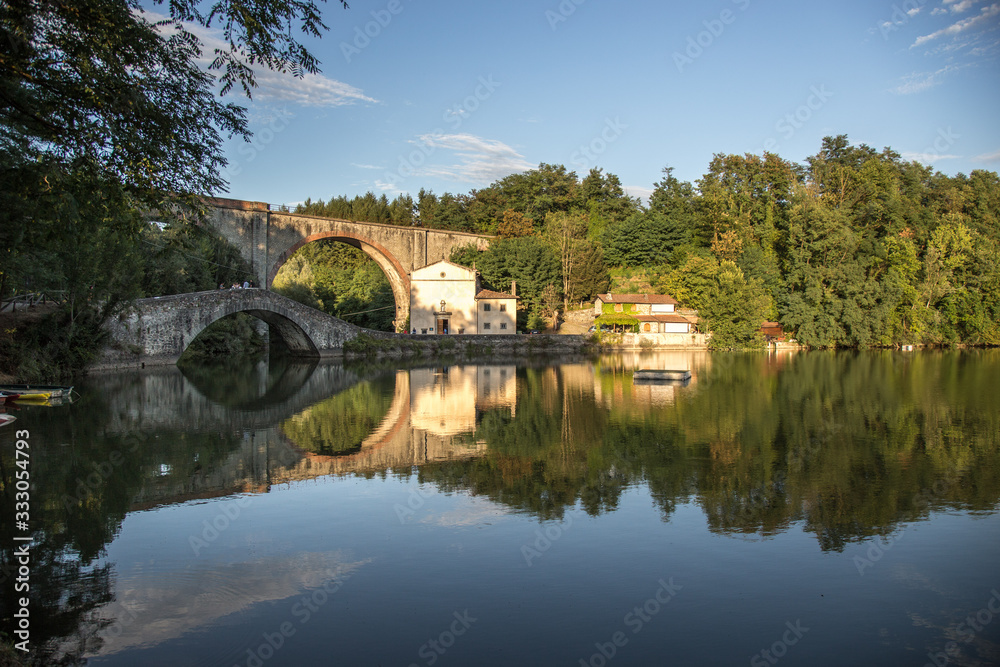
[409,260,517,334]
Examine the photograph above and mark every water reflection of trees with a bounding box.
[0,388,253,664]
[280,377,395,455]
[4,351,999,661]
[413,351,1000,550]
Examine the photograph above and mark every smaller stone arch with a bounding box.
[181,302,319,359]
[268,232,411,331]
[100,290,363,368]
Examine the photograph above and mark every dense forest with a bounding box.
[293,135,1000,348]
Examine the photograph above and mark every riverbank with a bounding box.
[344,332,594,359]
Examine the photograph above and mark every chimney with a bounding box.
[511,280,517,297]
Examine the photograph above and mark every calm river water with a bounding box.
[2,350,999,666]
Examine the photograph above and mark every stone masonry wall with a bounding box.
[98,289,363,369]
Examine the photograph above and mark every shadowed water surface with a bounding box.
[1,350,998,666]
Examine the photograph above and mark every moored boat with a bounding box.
[6,390,54,401]
[0,413,16,428]
[0,384,74,401]
[633,369,692,382]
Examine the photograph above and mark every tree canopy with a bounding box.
[0,0,349,377]
[290,138,1000,347]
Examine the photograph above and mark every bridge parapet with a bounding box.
[99,289,364,369]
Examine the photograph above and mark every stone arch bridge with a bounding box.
[100,289,369,368]
[202,197,492,329]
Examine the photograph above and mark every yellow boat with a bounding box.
[0,385,73,402]
[6,390,54,401]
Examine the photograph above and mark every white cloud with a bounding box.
[93,551,369,657]
[901,151,962,163]
[945,0,976,11]
[908,6,923,16]
[143,10,376,107]
[890,66,960,93]
[421,496,509,527]
[410,133,533,184]
[973,148,1000,162]
[249,70,376,107]
[913,3,1000,47]
[352,163,383,170]
[932,7,948,14]
[624,185,653,204]
[375,179,407,194]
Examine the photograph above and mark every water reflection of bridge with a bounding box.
[109,352,770,509]
[272,366,516,482]
[108,363,518,508]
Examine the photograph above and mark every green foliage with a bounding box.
[179,313,266,363]
[139,222,254,296]
[594,313,639,332]
[659,253,720,314]
[296,192,415,225]
[568,242,611,304]
[602,302,634,313]
[1,0,350,376]
[0,306,108,382]
[343,333,422,357]
[476,236,562,317]
[702,262,770,349]
[274,240,396,331]
[543,211,610,307]
[604,211,686,267]
[497,209,534,238]
[526,311,547,332]
[580,167,642,229]
[449,243,484,268]
[0,163,147,379]
[281,380,395,456]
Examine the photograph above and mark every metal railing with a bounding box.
[0,291,66,313]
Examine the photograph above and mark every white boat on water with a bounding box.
[633,369,692,382]
[0,413,16,428]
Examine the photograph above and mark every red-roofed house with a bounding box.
[594,293,694,333]
[475,287,518,334]
[595,293,680,315]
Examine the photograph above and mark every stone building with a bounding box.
[594,293,694,333]
[409,260,518,334]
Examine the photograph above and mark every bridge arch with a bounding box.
[100,290,364,368]
[183,302,320,358]
[268,231,410,330]
[200,201,493,333]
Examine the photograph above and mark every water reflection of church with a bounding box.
[272,365,517,483]
[410,366,516,437]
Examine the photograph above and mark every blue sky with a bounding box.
[180,0,1000,205]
